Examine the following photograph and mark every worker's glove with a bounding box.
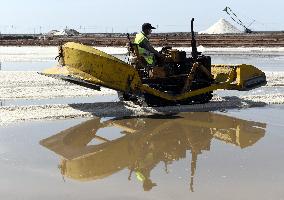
[160,46,172,54]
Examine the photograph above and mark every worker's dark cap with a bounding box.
[142,23,156,30]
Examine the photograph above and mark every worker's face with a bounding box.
[144,29,152,35]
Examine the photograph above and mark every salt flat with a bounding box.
[0,47,284,200]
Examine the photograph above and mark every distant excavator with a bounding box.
[223,6,254,33]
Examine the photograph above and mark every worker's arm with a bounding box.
[140,39,162,58]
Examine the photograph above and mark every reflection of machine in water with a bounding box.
[40,112,266,192]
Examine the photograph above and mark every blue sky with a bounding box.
[0,0,283,33]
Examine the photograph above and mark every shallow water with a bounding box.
[212,54,284,72]
[1,61,56,71]
[1,107,284,200]
[0,47,284,199]
[1,46,284,71]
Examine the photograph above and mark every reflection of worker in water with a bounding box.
[134,23,162,65]
[131,140,157,191]
[135,169,157,191]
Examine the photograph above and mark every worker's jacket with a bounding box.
[134,32,154,65]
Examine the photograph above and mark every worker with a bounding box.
[134,23,163,66]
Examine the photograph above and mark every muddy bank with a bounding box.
[1,32,284,47]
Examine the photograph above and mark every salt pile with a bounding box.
[199,18,242,34]
[47,29,80,36]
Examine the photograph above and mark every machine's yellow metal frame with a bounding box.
[43,42,266,101]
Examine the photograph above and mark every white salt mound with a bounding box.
[50,29,80,36]
[199,18,242,34]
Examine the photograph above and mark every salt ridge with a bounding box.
[0,70,283,125]
[0,97,267,126]
[0,71,283,100]
[0,71,116,99]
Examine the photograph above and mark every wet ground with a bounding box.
[0,48,284,199]
[1,107,284,200]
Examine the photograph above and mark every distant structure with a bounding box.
[223,6,253,33]
[46,30,59,36]
[46,29,80,36]
[199,18,242,34]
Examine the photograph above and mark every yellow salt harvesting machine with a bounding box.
[42,19,266,106]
